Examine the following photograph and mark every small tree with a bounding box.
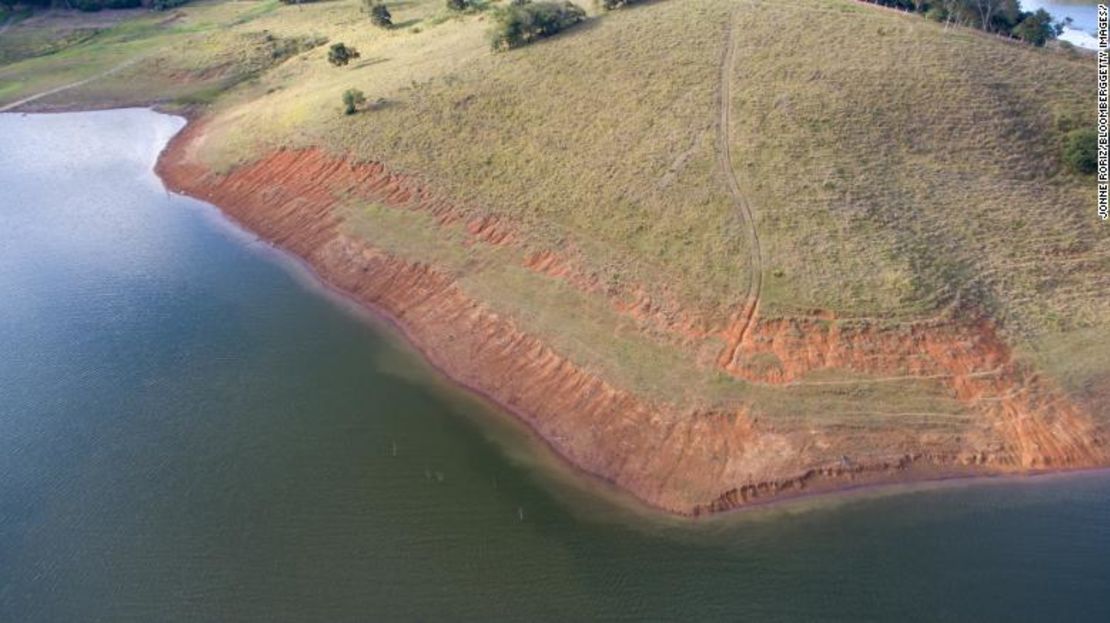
[1063,128,1097,175]
[327,43,361,66]
[446,0,469,10]
[342,89,367,115]
[1012,9,1058,47]
[362,0,393,27]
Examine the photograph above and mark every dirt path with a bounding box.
[716,8,764,366]
[782,367,1006,388]
[0,55,142,113]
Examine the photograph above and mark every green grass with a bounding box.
[198,0,745,314]
[184,0,1104,334]
[714,1,1105,400]
[728,2,1101,330]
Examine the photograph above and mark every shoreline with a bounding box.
[142,110,1109,518]
[177,152,1110,522]
[150,112,715,519]
[164,156,672,519]
[706,463,1110,521]
[159,167,1110,521]
[3,104,1104,517]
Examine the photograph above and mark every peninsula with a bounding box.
[3,0,1106,514]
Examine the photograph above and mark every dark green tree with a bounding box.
[1012,9,1058,46]
[327,43,361,66]
[362,0,393,27]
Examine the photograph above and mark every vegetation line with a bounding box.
[716,6,763,365]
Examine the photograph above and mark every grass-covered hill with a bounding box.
[3,0,1106,496]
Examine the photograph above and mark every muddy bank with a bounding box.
[156,119,1108,515]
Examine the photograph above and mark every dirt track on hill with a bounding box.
[715,9,765,370]
[0,55,143,113]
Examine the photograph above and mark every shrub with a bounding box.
[371,4,392,27]
[265,33,328,60]
[75,0,102,11]
[342,89,367,115]
[105,0,141,8]
[488,0,585,51]
[1062,128,1097,175]
[924,6,947,22]
[446,0,469,10]
[327,43,361,66]
[362,0,393,27]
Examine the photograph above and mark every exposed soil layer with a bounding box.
[156,121,1108,515]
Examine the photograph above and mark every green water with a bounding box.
[1,109,1108,621]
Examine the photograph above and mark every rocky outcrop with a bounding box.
[156,121,1108,515]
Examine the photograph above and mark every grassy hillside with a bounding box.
[3,0,1104,430]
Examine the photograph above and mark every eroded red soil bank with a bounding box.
[156,122,1108,515]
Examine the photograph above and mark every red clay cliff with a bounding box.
[156,120,1109,515]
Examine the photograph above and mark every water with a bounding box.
[1,109,1108,621]
[1022,0,1100,48]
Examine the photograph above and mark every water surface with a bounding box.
[1023,0,1099,48]
[1,109,1108,621]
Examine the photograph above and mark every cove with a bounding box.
[1,109,1109,621]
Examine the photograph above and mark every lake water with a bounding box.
[1023,0,1100,48]
[1,109,1109,621]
